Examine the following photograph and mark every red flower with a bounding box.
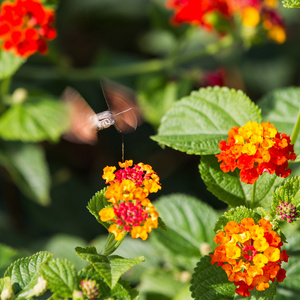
[0,0,56,57]
[166,0,230,31]
[216,121,297,184]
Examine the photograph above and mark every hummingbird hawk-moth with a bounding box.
[62,79,142,144]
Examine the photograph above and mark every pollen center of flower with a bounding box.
[114,201,148,231]
[242,245,257,261]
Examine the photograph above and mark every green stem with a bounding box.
[0,77,11,113]
[290,107,300,146]
[15,36,235,80]
[100,233,124,256]
[250,180,257,209]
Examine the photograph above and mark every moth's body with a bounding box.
[96,111,115,131]
[62,80,142,144]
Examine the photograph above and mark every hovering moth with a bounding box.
[62,79,142,144]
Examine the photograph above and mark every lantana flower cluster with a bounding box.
[0,0,56,57]
[166,0,286,44]
[216,121,296,184]
[210,218,289,297]
[99,160,161,241]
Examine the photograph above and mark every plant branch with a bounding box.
[15,36,235,81]
[290,107,300,146]
[100,233,124,256]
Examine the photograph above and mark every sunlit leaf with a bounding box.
[152,194,219,270]
[214,206,262,233]
[282,0,300,8]
[0,48,25,80]
[4,251,53,297]
[87,188,110,229]
[152,86,261,155]
[199,155,284,208]
[0,96,70,142]
[190,255,235,300]
[258,87,300,153]
[76,247,144,289]
[41,258,77,298]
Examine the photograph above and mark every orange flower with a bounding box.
[216,121,296,184]
[210,218,288,296]
[99,160,161,241]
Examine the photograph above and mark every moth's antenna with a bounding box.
[114,107,133,117]
[122,134,125,163]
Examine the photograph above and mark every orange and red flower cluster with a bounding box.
[166,0,286,43]
[99,160,161,241]
[210,218,289,297]
[0,0,56,57]
[216,121,296,184]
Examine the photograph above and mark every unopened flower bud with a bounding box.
[80,279,99,300]
[200,242,212,256]
[277,200,298,223]
[32,276,47,296]
[1,286,14,300]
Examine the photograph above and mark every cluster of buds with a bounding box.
[80,279,99,300]
[0,0,56,57]
[166,0,287,44]
[216,121,296,184]
[210,218,289,297]
[99,160,161,241]
[277,201,298,223]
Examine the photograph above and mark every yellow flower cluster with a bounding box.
[99,160,161,241]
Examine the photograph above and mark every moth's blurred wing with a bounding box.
[101,79,143,133]
[62,87,98,144]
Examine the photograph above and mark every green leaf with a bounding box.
[139,269,190,299]
[108,279,139,300]
[92,236,162,284]
[235,281,278,300]
[87,188,110,229]
[0,244,24,275]
[152,194,219,270]
[108,255,145,289]
[274,229,300,299]
[0,96,70,142]
[199,155,284,208]
[76,247,144,289]
[4,251,53,297]
[271,176,300,222]
[282,0,300,8]
[152,86,261,155]
[0,142,51,205]
[137,75,192,128]
[190,255,235,300]
[0,48,25,80]
[75,246,99,262]
[258,87,300,153]
[40,258,77,298]
[214,206,262,233]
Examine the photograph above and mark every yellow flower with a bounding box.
[267,25,286,44]
[264,247,280,262]
[242,7,260,27]
[102,166,116,183]
[131,226,148,240]
[99,207,115,222]
[108,224,125,241]
[253,254,268,268]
